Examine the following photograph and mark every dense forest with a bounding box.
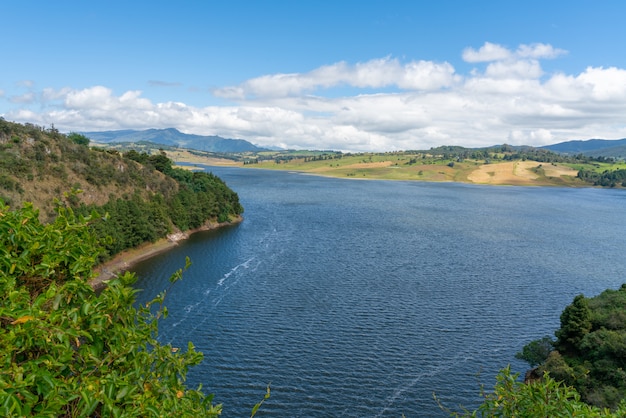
[0,118,243,261]
[516,287,626,411]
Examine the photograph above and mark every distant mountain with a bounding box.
[82,128,267,153]
[542,138,626,158]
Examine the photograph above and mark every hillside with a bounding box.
[0,118,243,261]
[82,127,267,153]
[542,138,626,159]
[0,121,173,221]
[165,146,626,188]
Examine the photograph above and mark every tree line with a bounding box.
[76,150,243,261]
[577,167,626,187]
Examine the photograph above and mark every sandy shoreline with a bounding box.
[90,215,243,290]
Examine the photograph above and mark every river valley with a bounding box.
[132,167,626,417]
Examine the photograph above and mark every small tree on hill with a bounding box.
[67,132,90,146]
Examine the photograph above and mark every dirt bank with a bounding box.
[90,216,243,290]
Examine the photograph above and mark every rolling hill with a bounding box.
[82,128,267,153]
[542,138,626,158]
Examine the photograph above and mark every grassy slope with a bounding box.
[0,130,179,222]
[169,149,589,187]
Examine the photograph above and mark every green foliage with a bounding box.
[515,336,553,367]
[77,192,170,258]
[250,385,271,417]
[577,167,626,187]
[124,149,173,174]
[450,366,626,417]
[555,294,592,355]
[167,168,244,225]
[540,350,576,383]
[0,200,222,416]
[73,157,243,259]
[67,132,90,146]
[521,286,626,410]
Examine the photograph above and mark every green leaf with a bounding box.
[116,385,130,401]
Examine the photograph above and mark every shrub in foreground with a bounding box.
[0,200,222,416]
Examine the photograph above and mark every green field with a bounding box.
[168,148,626,188]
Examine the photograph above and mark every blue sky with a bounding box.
[2,0,626,151]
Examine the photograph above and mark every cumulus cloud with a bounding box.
[462,42,512,63]
[516,43,567,59]
[463,42,566,63]
[4,42,626,152]
[214,57,459,99]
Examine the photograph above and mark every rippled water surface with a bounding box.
[132,167,626,417]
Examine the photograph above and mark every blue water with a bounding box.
[132,167,626,417]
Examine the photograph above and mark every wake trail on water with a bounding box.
[163,256,259,341]
[374,344,507,417]
[162,225,292,342]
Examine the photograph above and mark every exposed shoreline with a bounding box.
[90,215,243,290]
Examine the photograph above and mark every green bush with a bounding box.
[0,200,222,417]
[519,287,626,410]
[449,366,626,417]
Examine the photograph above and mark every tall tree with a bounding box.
[555,294,592,356]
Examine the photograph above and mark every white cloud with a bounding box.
[462,42,511,63]
[463,42,567,63]
[4,42,626,152]
[484,60,543,79]
[516,43,567,59]
[213,57,458,99]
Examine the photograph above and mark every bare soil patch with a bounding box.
[467,161,541,185]
[542,164,578,178]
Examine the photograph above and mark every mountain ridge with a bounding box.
[541,138,626,158]
[82,128,267,153]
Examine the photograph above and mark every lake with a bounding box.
[132,167,626,417]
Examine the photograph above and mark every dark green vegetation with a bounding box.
[0,119,243,261]
[576,166,626,187]
[449,366,626,417]
[0,199,223,416]
[447,287,626,416]
[516,286,626,411]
